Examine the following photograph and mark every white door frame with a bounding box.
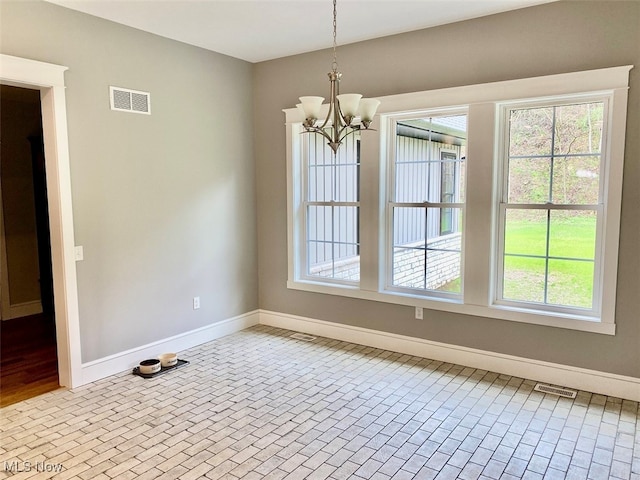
[0,54,82,388]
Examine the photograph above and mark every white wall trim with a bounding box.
[80,310,260,386]
[284,65,633,122]
[0,54,82,388]
[259,310,640,402]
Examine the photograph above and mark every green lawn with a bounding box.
[435,215,596,308]
[503,215,596,308]
[439,277,461,293]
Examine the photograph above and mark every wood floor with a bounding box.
[0,313,60,408]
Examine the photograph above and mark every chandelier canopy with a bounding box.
[297,0,380,154]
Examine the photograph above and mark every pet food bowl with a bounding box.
[158,353,178,368]
[139,359,161,374]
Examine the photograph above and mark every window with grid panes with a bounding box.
[304,131,361,283]
[388,113,467,297]
[497,99,606,315]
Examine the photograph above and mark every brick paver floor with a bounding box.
[1,325,638,479]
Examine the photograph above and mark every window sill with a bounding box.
[287,279,615,335]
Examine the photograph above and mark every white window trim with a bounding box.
[284,65,632,335]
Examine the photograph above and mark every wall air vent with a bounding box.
[534,383,578,399]
[109,86,150,115]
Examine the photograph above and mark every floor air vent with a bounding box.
[290,333,316,342]
[110,86,151,115]
[534,383,577,398]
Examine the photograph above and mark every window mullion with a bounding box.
[462,103,496,307]
[358,117,381,292]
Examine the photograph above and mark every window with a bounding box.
[497,100,605,316]
[285,66,631,334]
[303,130,360,283]
[440,152,458,236]
[388,113,467,296]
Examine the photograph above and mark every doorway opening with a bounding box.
[1,53,82,397]
[1,85,59,407]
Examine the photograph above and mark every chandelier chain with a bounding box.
[332,0,338,72]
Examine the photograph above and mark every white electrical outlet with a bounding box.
[193,297,200,310]
[415,306,423,320]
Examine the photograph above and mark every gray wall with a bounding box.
[1,0,638,377]
[254,1,640,378]
[0,1,257,361]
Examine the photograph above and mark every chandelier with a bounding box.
[297,0,380,154]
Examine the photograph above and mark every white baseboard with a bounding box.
[77,308,640,402]
[80,310,260,385]
[259,310,640,402]
[1,300,43,320]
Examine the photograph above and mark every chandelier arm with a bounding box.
[317,105,333,130]
[306,126,334,145]
[337,125,361,144]
[332,95,343,142]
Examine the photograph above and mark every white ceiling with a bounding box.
[46,0,554,63]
